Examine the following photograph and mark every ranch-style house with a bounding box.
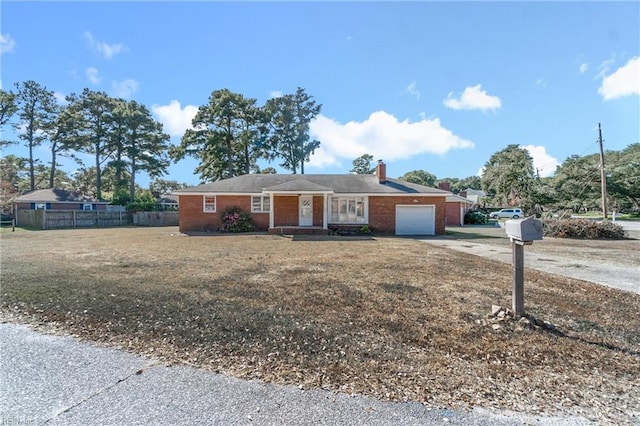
[175,161,459,236]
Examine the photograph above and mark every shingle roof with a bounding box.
[174,174,450,196]
[15,188,107,203]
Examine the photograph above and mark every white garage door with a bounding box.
[396,205,435,236]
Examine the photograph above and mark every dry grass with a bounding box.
[1,227,639,424]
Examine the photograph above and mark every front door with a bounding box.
[299,196,313,226]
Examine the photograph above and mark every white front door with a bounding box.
[299,196,313,226]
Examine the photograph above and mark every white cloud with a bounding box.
[84,31,125,60]
[579,63,589,74]
[406,81,420,100]
[595,55,617,80]
[85,67,101,84]
[307,111,474,169]
[1,33,15,54]
[598,56,640,100]
[535,78,547,88]
[111,79,140,99]
[443,84,501,112]
[523,145,558,178]
[152,100,199,137]
[54,92,68,105]
[269,90,283,99]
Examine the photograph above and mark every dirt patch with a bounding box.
[1,227,639,424]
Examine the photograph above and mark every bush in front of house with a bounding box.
[219,206,255,233]
[543,218,626,240]
[464,210,488,225]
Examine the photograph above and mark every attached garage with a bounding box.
[395,205,435,236]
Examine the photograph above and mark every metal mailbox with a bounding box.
[505,216,543,242]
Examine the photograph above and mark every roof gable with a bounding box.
[264,179,333,193]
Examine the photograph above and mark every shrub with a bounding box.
[464,210,488,225]
[543,218,626,240]
[219,206,255,233]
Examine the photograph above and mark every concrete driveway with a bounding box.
[422,224,640,294]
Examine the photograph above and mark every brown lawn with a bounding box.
[1,227,638,424]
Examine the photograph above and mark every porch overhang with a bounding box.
[262,179,335,231]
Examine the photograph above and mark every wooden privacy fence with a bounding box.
[17,210,134,230]
[16,210,179,230]
[133,211,178,227]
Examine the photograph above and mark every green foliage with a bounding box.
[398,170,437,187]
[123,190,158,211]
[219,206,255,233]
[173,89,264,182]
[543,218,626,240]
[149,178,188,194]
[464,210,488,225]
[0,88,17,129]
[264,87,321,174]
[350,154,375,174]
[481,144,535,209]
[259,167,277,174]
[13,80,58,191]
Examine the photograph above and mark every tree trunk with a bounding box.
[49,145,56,188]
[129,159,136,204]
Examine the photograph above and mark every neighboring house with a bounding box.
[175,161,451,236]
[14,189,110,212]
[460,188,486,209]
[157,193,179,211]
[445,194,474,226]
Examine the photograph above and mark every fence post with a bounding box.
[43,209,47,230]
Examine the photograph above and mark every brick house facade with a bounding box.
[175,162,452,236]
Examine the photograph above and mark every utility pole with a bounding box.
[598,123,608,219]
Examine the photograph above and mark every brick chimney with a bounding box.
[438,181,451,192]
[375,160,387,183]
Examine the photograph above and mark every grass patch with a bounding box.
[1,227,639,422]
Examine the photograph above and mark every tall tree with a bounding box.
[149,178,188,194]
[123,100,170,203]
[0,89,18,147]
[350,153,375,174]
[0,155,28,213]
[603,144,640,211]
[172,89,264,181]
[481,144,535,208]
[107,98,131,196]
[552,153,601,211]
[264,87,321,174]
[13,81,57,191]
[398,170,437,187]
[43,101,84,188]
[66,89,116,200]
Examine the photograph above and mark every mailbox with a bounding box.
[505,216,543,242]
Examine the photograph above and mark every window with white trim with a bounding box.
[82,204,93,211]
[330,197,366,223]
[251,195,270,212]
[203,196,216,213]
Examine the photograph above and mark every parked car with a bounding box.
[489,208,523,219]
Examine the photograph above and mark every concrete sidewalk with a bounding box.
[0,323,589,426]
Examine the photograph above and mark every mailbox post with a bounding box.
[504,216,543,317]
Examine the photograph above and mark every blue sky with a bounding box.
[1,1,639,188]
